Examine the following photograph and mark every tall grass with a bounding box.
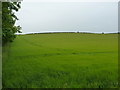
[3,33,118,88]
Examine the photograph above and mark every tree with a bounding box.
[2,2,21,45]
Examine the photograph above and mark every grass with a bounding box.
[3,33,118,88]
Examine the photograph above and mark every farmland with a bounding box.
[2,33,118,88]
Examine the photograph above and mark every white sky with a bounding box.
[16,1,118,33]
[23,0,119,2]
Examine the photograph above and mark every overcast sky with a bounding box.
[16,0,118,33]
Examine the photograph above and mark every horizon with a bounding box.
[16,30,119,34]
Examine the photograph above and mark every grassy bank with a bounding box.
[3,33,118,88]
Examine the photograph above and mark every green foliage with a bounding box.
[3,33,118,88]
[2,2,21,45]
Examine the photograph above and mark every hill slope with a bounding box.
[3,33,118,88]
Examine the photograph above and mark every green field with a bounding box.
[3,33,118,88]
